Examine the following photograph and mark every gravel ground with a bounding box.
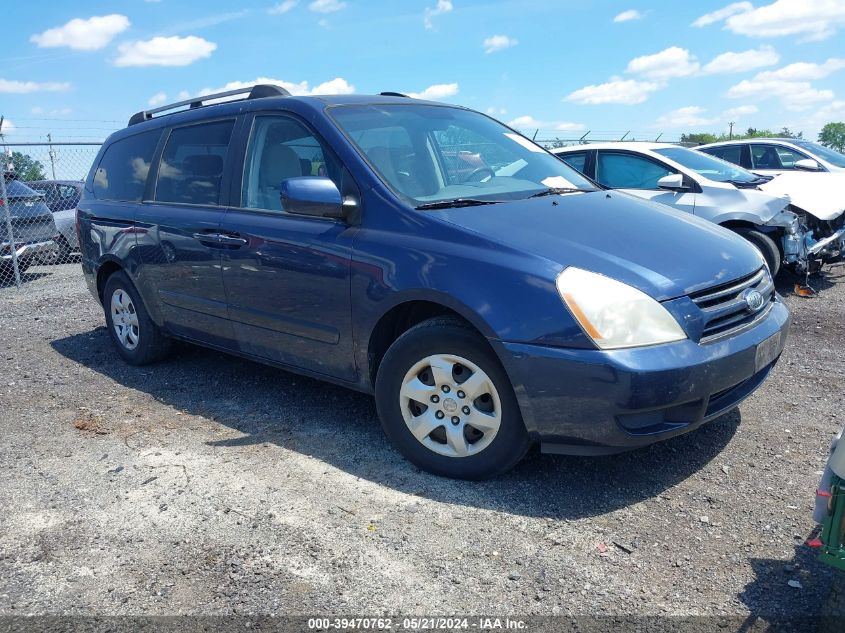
[1,262,843,624]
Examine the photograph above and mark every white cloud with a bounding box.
[565,78,662,105]
[485,106,507,116]
[723,104,759,118]
[613,9,643,22]
[507,115,584,132]
[29,106,71,116]
[483,35,517,54]
[692,2,753,27]
[726,76,833,111]
[30,14,130,51]
[626,47,700,80]
[114,36,216,67]
[754,58,845,81]
[309,0,345,13]
[148,92,167,106]
[655,106,717,128]
[268,0,297,14]
[406,83,459,100]
[0,78,71,93]
[725,0,845,41]
[701,46,779,74]
[191,76,355,99]
[424,0,453,29]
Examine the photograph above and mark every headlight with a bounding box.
[556,267,687,350]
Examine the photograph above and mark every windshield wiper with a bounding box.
[415,198,502,210]
[528,187,593,198]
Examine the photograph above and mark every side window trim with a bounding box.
[150,116,240,207]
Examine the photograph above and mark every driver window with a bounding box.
[773,146,807,169]
[595,152,674,189]
[242,116,340,212]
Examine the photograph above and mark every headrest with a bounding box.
[259,144,303,186]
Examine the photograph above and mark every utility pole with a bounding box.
[47,133,57,180]
[729,121,735,140]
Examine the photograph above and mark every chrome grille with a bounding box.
[690,268,775,343]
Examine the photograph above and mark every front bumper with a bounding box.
[0,239,58,263]
[496,298,790,454]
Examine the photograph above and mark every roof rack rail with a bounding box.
[379,92,411,98]
[127,84,291,126]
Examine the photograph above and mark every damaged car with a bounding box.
[552,143,845,279]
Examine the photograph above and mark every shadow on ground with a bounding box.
[775,262,844,298]
[53,328,739,519]
[737,538,842,632]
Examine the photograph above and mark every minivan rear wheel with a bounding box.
[734,228,782,278]
[103,271,171,365]
[375,317,530,479]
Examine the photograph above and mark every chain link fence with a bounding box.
[1,142,101,288]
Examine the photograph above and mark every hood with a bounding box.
[758,172,845,221]
[435,191,764,301]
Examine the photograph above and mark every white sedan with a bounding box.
[551,142,845,278]
[696,138,845,176]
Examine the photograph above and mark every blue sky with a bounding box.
[2,0,845,143]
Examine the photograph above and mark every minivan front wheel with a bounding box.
[103,271,171,365]
[375,317,530,479]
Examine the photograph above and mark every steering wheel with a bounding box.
[462,167,496,183]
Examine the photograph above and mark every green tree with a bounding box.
[7,152,47,181]
[680,132,718,145]
[819,122,845,152]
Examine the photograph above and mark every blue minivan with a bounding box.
[78,86,790,478]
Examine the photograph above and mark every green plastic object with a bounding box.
[820,474,845,572]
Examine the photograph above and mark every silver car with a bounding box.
[552,142,845,278]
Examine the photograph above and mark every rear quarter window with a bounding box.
[93,130,161,201]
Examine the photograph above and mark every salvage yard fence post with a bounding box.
[0,142,102,289]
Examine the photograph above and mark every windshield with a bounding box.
[329,104,596,207]
[792,140,845,168]
[654,146,760,183]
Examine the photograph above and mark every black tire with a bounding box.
[103,271,171,365]
[819,573,845,633]
[375,317,531,479]
[734,228,782,278]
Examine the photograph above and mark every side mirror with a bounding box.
[794,158,821,172]
[657,173,688,191]
[280,177,348,219]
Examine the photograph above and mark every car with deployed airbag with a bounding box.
[77,86,790,478]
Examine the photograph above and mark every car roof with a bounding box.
[551,142,681,153]
[112,93,461,144]
[697,138,803,149]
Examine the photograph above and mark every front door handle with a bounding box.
[192,232,221,245]
[217,233,248,246]
[192,232,248,247]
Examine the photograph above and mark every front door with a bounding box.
[135,118,238,348]
[221,114,357,381]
